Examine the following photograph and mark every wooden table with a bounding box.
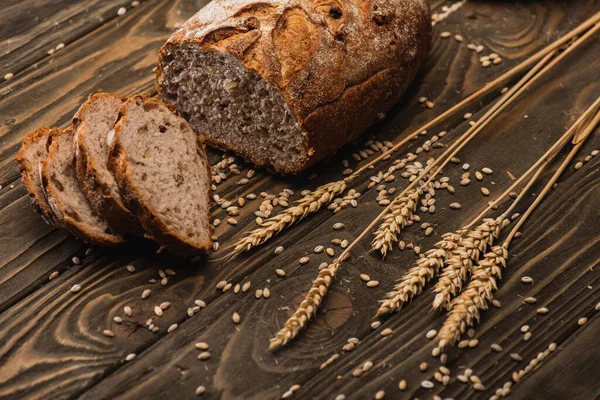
[1,1,599,399]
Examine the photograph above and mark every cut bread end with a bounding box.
[74,91,145,237]
[16,127,60,226]
[110,95,212,256]
[42,128,125,245]
[158,46,308,174]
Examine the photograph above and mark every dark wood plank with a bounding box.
[0,0,144,78]
[510,311,600,400]
[0,0,599,399]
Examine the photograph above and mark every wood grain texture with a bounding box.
[0,0,143,78]
[0,0,599,399]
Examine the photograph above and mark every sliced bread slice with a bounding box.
[42,127,124,245]
[74,92,144,237]
[109,95,212,256]
[16,127,60,226]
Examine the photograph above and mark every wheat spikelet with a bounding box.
[431,217,505,311]
[269,259,342,351]
[371,188,421,256]
[229,181,346,256]
[437,245,508,349]
[376,232,461,316]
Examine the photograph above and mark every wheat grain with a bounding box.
[437,246,508,348]
[432,217,504,311]
[269,259,341,351]
[376,233,461,316]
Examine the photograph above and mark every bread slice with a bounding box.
[42,127,124,245]
[16,127,60,226]
[73,92,144,237]
[109,95,212,256]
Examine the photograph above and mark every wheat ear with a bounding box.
[269,259,342,350]
[371,185,424,256]
[376,232,461,316]
[432,217,505,310]
[228,180,346,255]
[437,245,508,348]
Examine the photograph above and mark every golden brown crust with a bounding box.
[42,128,124,246]
[73,92,145,237]
[16,127,61,225]
[109,95,213,257]
[157,0,432,173]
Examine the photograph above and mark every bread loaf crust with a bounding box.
[109,96,213,257]
[73,92,145,237]
[157,0,431,173]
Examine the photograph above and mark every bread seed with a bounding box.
[537,307,549,315]
[232,312,241,324]
[125,353,136,361]
[275,269,286,277]
[70,284,82,293]
[195,342,209,350]
[419,362,428,371]
[481,187,490,196]
[142,289,151,299]
[426,329,437,340]
[449,202,462,209]
[103,329,115,337]
[367,280,379,288]
[198,352,211,360]
[421,380,434,389]
[578,317,588,326]
[195,385,206,396]
[381,328,393,336]
[168,323,178,333]
[274,246,284,254]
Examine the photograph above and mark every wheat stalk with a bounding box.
[437,245,508,348]
[432,217,505,310]
[228,180,346,255]
[438,97,600,349]
[269,259,342,351]
[376,232,461,316]
[371,186,423,256]
[227,18,600,258]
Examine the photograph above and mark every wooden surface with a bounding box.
[1,1,599,399]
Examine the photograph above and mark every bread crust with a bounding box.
[42,128,124,246]
[109,95,213,257]
[157,0,431,173]
[16,127,61,226]
[73,92,145,237]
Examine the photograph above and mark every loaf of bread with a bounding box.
[157,0,431,173]
[108,96,213,256]
[73,92,144,237]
